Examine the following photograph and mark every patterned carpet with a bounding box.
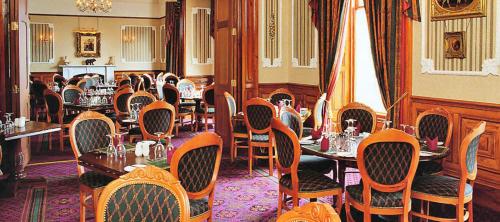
[1,129,498,221]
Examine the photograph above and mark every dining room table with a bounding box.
[300,134,450,189]
[0,121,61,197]
[78,144,170,179]
[64,103,114,112]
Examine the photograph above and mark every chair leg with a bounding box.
[457,203,465,222]
[292,196,299,208]
[204,114,208,132]
[277,191,283,217]
[468,200,473,222]
[248,144,253,176]
[268,145,273,177]
[79,192,86,222]
[230,135,235,163]
[335,194,342,214]
[59,130,64,152]
[345,197,353,222]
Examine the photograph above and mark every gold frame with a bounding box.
[76,32,101,57]
[444,31,466,59]
[431,0,486,21]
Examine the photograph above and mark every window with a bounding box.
[30,23,54,63]
[192,8,213,64]
[291,0,318,68]
[352,0,386,113]
[121,26,156,63]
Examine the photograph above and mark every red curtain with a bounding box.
[165,1,185,78]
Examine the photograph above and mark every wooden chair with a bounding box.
[115,84,132,93]
[176,78,196,93]
[170,132,223,222]
[69,111,116,222]
[411,121,486,222]
[345,129,420,222]
[62,85,84,104]
[129,73,140,88]
[142,73,153,91]
[415,107,453,175]
[138,101,176,140]
[76,78,87,90]
[53,73,66,89]
[162,83,194,135]
[271,118,343,216]
[163,72,180,86]
[118,76,131,87]
[134,76,145,91]
[44,89,77,151]
[277,202,341,222]
[67,77,81,85]
[224,92,248,163]
[244,98,276,176]
[269,88,296,107]
[195,83,215,131]
[113,86,134,131]
[337,102,377,133]
[126,91,157,142]
[281,107,334,175]
[29,80,48,121]
[96,166,190,222]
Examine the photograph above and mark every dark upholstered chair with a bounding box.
[411,121,486,222]
[118,76,131,87]
[62,85,83,104]
[96,166,190,222]
[271,118,342,217]
[195,84,215,131]
[113,86,134,131]
[338,102,377,134]
[126,91,156,142]
[280,107,334,175]
[69,111,116,222]
[224,92,248,163]
[44,89,77,151]
[244,98,276,176]
[163,83,194,135]
[53,73,66,89]
[139,101,176,141]
[415,107,453,175]
[269,88,295,107]
[142,74,153,91]
[345,129,420,222]
[277,202,341,222]
[163,73,180,86]
[67,77,81,85]
[171,132,223,222]
[30,80,48,121]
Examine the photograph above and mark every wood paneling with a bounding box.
[185,75,214,89]
[259,83,320,110]
[411,96,500,209]
[30,72,56,84]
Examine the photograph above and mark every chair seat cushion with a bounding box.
[79,171,114,188]
[233,124,247,134]
[299,155,334,174]
[412,175,473,198]
[128,127,141,135]
[416,161,443,175]
[251,134,269,142]
[346,184,403,208]
[280,170,341,192]
[189,198,209,218]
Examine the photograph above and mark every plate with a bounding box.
[300,140,315,145]
[124,166,135,172]
[421,140,444,146]
[122,119,136,123]
[419,151,436,157]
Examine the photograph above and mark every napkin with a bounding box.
[354,122,362,136]
[405,127,415,135]
[320,136,329,152]
[311,127,322,140]
[425,136,439,151]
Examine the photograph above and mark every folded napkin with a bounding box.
[425,136,439,151]
[405,127,415,135]
[311,127,322,140]
[320,136,329,152]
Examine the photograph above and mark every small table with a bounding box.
[301,138,449,189]
[78,150,170,179]
[0,122,61,197]
[64,103,114,112]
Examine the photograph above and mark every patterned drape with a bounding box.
[364,0,416,125]
[309,0,350,99]
[165,1,185,78]
[404,0,421,22]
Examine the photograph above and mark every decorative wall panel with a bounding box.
[121,25,156,63]
[30,23,54,63]
[192,8,213,64]
[291,0,317,68]
[262,0,282,67]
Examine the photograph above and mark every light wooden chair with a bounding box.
[345,129,420,222]
[224,92,248,163]
[277,202,341,222]
[69,111,116,222]
[411,121,486,222]
[138,101,176,140]
[170,132,223,222]
[162,83,194,135]
[126,91,156,142]
[337,102,377,134]
[244,97,276,176]
[271,118,342,216]
[269,88,296,107]
[96,166,190,222]
[44,89,77,151]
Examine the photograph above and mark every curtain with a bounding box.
[364,0,413,125]
[309,0,350,100]
[165,1,185,78]
[210,0,215,38]
[404,0,421,22]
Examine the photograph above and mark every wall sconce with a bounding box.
[123,35,135,43]
[39,34,52,42]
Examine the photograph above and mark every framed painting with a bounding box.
[76,32,101,57]
[431,0,486,21]
[444,32,466,59]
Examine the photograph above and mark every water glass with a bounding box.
[154,132,165,160]
[106,134,116,157]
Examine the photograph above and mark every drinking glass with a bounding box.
[115,132,127,159]
[106,134,116,157]
[382,120,392,130]
[154,132,165,160]
[5,113,14,130]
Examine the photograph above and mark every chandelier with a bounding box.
[76,0,112,13]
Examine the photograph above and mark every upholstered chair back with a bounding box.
[127,91,156,113]
[162,84,180,107]
[62,85,83,104]
[280,107,303,140]
[113,87,134,115]
[44,89,63,124]
[163,73,180,86]
[269,88,295,107]
[244,98,276,134]
[460,121,486,181]
[139,101,176,140]
[338,102,377,133]
[271,118,301,175]
[416,108,453,146]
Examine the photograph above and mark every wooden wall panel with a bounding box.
[411,96,500,190]
[258,83,320,110]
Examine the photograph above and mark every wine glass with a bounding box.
[5,113,14,130]
[154,132,165,160]
[106,134,116,157]
[382,120,392,130]
[115,132,127,159]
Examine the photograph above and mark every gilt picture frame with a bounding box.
[75,32,101,57]
[444,31,466,59]
[431,0,486,21]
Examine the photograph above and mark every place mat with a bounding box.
[146,158,170,169]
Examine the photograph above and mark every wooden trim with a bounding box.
[95,166,190,222]
[412,96,500,111]
[138,101,176,140]
[29,13,166,20]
